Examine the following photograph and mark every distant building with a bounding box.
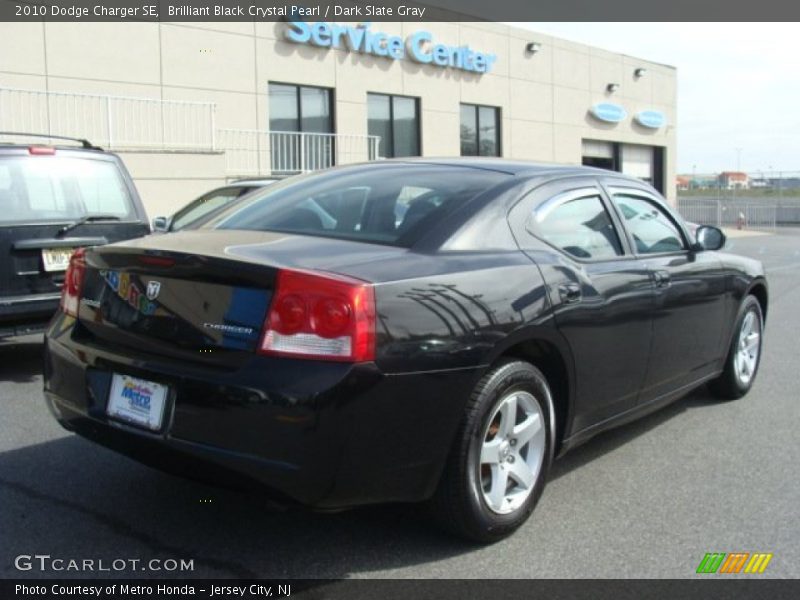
[676,173,717,190]
[719,171,749,190]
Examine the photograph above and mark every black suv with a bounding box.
[1,133,149,338]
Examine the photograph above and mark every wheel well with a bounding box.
[749,283,768,322]
[499,340,570,451]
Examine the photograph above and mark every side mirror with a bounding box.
[694,225,726,251]
[152,216,169,232]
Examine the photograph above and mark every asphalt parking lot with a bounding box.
[1,228,798,580]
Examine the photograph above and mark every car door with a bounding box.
[605,185,727,401]
[509,179,655,434]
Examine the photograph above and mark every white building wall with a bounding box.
[0,21,677,217]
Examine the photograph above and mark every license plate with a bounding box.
[42,247,77,272]
[107,374,168,431]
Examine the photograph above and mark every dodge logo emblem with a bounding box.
[146,280,161,301]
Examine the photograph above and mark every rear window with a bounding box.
[0,155,135,224]
[212,165,507,246]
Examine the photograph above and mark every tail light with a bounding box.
[29,146,56,155]
[259,269,376,362]
[60,248,87,317]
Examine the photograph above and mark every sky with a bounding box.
[514,23,800,175]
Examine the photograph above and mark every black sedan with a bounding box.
[43,159,767,542]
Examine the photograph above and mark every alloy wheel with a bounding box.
[735,308,762,386]
[478,391,546,515]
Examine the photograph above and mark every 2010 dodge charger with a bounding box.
[43,159,767,542]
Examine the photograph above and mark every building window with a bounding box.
[367,93,420,158]
[460,104,500,157]
[268,83,333,173]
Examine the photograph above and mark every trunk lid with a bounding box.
[75,230,406,362]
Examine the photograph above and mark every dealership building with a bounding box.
[0,20,677,217]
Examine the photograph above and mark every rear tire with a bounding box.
[708,295,764,400]
[429,359,553,543]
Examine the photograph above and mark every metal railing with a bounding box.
[218,129,381,177]
[677,197,779,229]
[0,87,216,150]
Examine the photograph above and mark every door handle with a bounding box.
[653,270,671,288]
[558,283,582,304]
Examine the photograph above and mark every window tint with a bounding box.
[393,96,420,157]
[612,194,685,254]
[213,166,507,247]
[460,104,501,157]
[368,93,420,158]
[0,156,133,223]
[268,83,332,134]
[268,83,300,132]
[367,94,392,156]
[300,86,332,134]
[532,194,622,260]
[268,83,333,173]
[459,105,477,156]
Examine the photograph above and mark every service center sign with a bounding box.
[285,22,498,74]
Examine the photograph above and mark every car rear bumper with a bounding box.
[0,293,60,338]
[43,315,481,508]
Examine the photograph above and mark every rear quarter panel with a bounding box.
[717,251,768,351]
[361,251,552,373]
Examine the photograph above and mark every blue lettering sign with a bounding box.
[284,23,497,74]
[408,30,432,64]
[285,20,311,43]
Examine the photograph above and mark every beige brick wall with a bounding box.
[0,21,677,216]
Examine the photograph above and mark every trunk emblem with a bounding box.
[100,270,157,316]
[146,281,162,300]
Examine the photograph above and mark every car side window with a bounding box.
[171,188,244,231]
[612,194,685,254]
[531,194,623,260]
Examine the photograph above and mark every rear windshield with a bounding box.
[212,165,507,246]
[0,155,135,224]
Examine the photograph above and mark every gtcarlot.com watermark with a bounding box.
[14,554,194,573]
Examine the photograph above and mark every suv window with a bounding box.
[0,156,134,223]
[612,193,685,254]
[214,166,507,247]
[531,193,623,260]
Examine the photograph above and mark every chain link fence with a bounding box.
[676,198,782,229]
[677,171,800,228]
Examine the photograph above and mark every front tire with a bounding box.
[429,360,553,543]
[708,295,764,400]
